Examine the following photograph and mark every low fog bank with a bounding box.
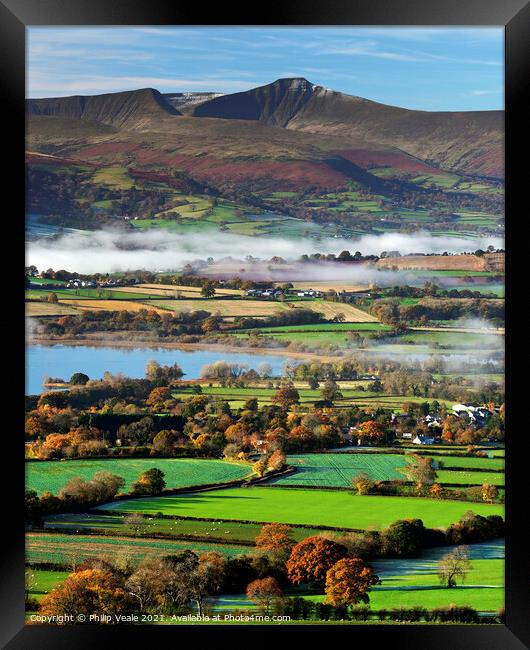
[26,228,504,276]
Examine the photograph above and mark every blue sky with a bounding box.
[27,27,504,111]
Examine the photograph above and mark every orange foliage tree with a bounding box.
[255,523,295,559]
[267,449,286,472]
[39,569,134,620]
[356,420,386,444]
[246,577,283,616]
[286,536,348,586]
[324,558,381,606]
[271,385,300,409]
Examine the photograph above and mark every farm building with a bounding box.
[452,404,492,424]
[245,288,283,298]
[412,435,436,445]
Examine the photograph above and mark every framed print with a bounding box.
[1,0,528,647]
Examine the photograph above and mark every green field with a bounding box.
[436,470,504,487]
[98,486,504,530]
[43,513,323,543]
[269,454,406,487]
[430,456,504,471]
[26,458,252,495]
[26,532,246,564]
[267,454,503,489]
[28,549,503,613]
[170,386,453,412]
[300,558,503,612]
[26,568,70,602]
[25,287,153,300]
[256,327,501,351]
[240,323,391,334]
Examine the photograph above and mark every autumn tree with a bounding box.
[200,315,221,332]
[399,454,437,489]
[272,384,300,410]
[246,577,283,615]
[324,558,381,606]
[39,569,134,620]
[224,422,249,445]
[126,557,181,612]
[482,483,499,503]
[267,449,286,472]
[287,536,348,586]
[253,459,268,477]
[168,553,224,617]
[146,387,173,411]
[145,360,183,385]
[255,523,295,560]
[351,472,374,495]
[356,420,386,445]
[437,546,471,588]
[58,472,125,504]
[429,483,444,499]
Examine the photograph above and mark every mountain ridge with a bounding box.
[26,87,180,130]
[26,77,504,181]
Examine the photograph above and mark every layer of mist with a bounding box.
[26,228,504,275]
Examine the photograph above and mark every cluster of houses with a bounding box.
[245,288,284,298]
[244,287,328,298]
[65,279,97,289]
[295,289,322,297]
[452,403,494,425]
[243,286,372,300]
[29,276,143,291]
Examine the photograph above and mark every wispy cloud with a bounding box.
[469,88,503,96]
[27,26,504,110]
[28,74,259,96]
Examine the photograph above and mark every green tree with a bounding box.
[200,282,216,298]
[131,468,166,495]
[69,372,89,386]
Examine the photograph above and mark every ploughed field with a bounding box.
[26,458,251,495]
[97,486,504,530]
[268,453,405,486]
[26,532,246,565]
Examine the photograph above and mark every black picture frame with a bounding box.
[2,1,527,647]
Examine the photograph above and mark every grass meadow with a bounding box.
[26,458,251,495]
[98,486,504,530]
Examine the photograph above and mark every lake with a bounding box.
[26,344,295,395]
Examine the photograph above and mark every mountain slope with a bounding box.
[192,79,503,178]
[192,78,315,127]
[287,86,503,178]
[26,88,181,130]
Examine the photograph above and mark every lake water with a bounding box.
[26,344,295,395]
